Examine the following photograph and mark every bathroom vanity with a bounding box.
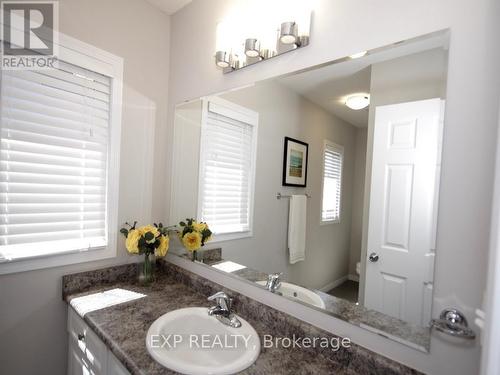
[63,260,422,374]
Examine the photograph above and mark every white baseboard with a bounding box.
[320,275,348,292]
[348,274,360,282]
[320,274,360,292]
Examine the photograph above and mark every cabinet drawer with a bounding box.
[68,307,107,374]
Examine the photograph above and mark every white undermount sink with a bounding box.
[146,307,260,375]
[256,281,326,309]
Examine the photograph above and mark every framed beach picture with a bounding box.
[282,137,309,187]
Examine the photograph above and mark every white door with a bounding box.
[364,98,443,326]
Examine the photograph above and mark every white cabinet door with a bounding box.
[67,307,130,375]
[68,340,93,375]
[364,98,442,325]
[68,308,107,374]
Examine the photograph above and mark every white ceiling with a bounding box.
[280,66,372,128]
[277,33,448,128]
[144,0,192,15]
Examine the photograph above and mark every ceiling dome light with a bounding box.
[349,51,367,59]
[345,94,370,110]
[279,22,298,45]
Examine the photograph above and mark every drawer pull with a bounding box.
[77,333,85,341]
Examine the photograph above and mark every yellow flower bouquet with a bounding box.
[178,218,212,261]
[120,221,172,285]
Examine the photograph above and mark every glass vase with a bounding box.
[138,253,153,285]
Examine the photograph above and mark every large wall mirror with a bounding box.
[170,31,449,352]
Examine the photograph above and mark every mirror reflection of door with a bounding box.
[364,99,444,326]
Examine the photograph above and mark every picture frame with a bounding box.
[282,137,309,187]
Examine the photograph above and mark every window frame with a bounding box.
[320,140,344,225]
[0,32,123,274]
[197,96,258,243]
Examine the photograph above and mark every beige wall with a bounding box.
[0,1,170,374]
[170,100,203,223]
[348,128,367,277]
[167,1,500,374]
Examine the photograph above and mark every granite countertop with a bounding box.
[63,261,423,375]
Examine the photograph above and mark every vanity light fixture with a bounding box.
[214,1,313,73]
[345,94,370,110]
[349,50,368,59]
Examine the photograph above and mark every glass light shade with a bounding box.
[281,0,313,39]
[215,21,231,52]
[280,22,298,44]
[244,39,260,58]
[345,94,370,110]
[215,51,230,68]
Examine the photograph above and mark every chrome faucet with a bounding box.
[207,291,242,328]
[266,272,282,293]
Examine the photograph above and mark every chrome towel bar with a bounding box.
[276,192,311,200]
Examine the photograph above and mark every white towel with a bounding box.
[288,195,307,264]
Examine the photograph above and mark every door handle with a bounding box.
[368,252,379,262]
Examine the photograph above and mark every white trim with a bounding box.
[320,275,348,292]
[348,274,360,282]
[202,96,259,124]
[196,98,209,225]
[210,231,253,243]
[320,274,360,292]
[0,31,123,275]
[196,96,258,242]
[320,140,344,225]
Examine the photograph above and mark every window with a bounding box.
[0,34,123,273]
[321,140,343,223]
[198,97,258,241]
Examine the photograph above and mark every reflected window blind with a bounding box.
[321,142,343,222]
[0,61,111,261]
[199,106,255,235]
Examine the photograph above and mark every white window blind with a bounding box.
[0,60,111,261]
[321,141,343,223]
[198,100,257,237]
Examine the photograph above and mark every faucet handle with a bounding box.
[207,291,231,311]
[268,272,283,281]
[266,272,283,292]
